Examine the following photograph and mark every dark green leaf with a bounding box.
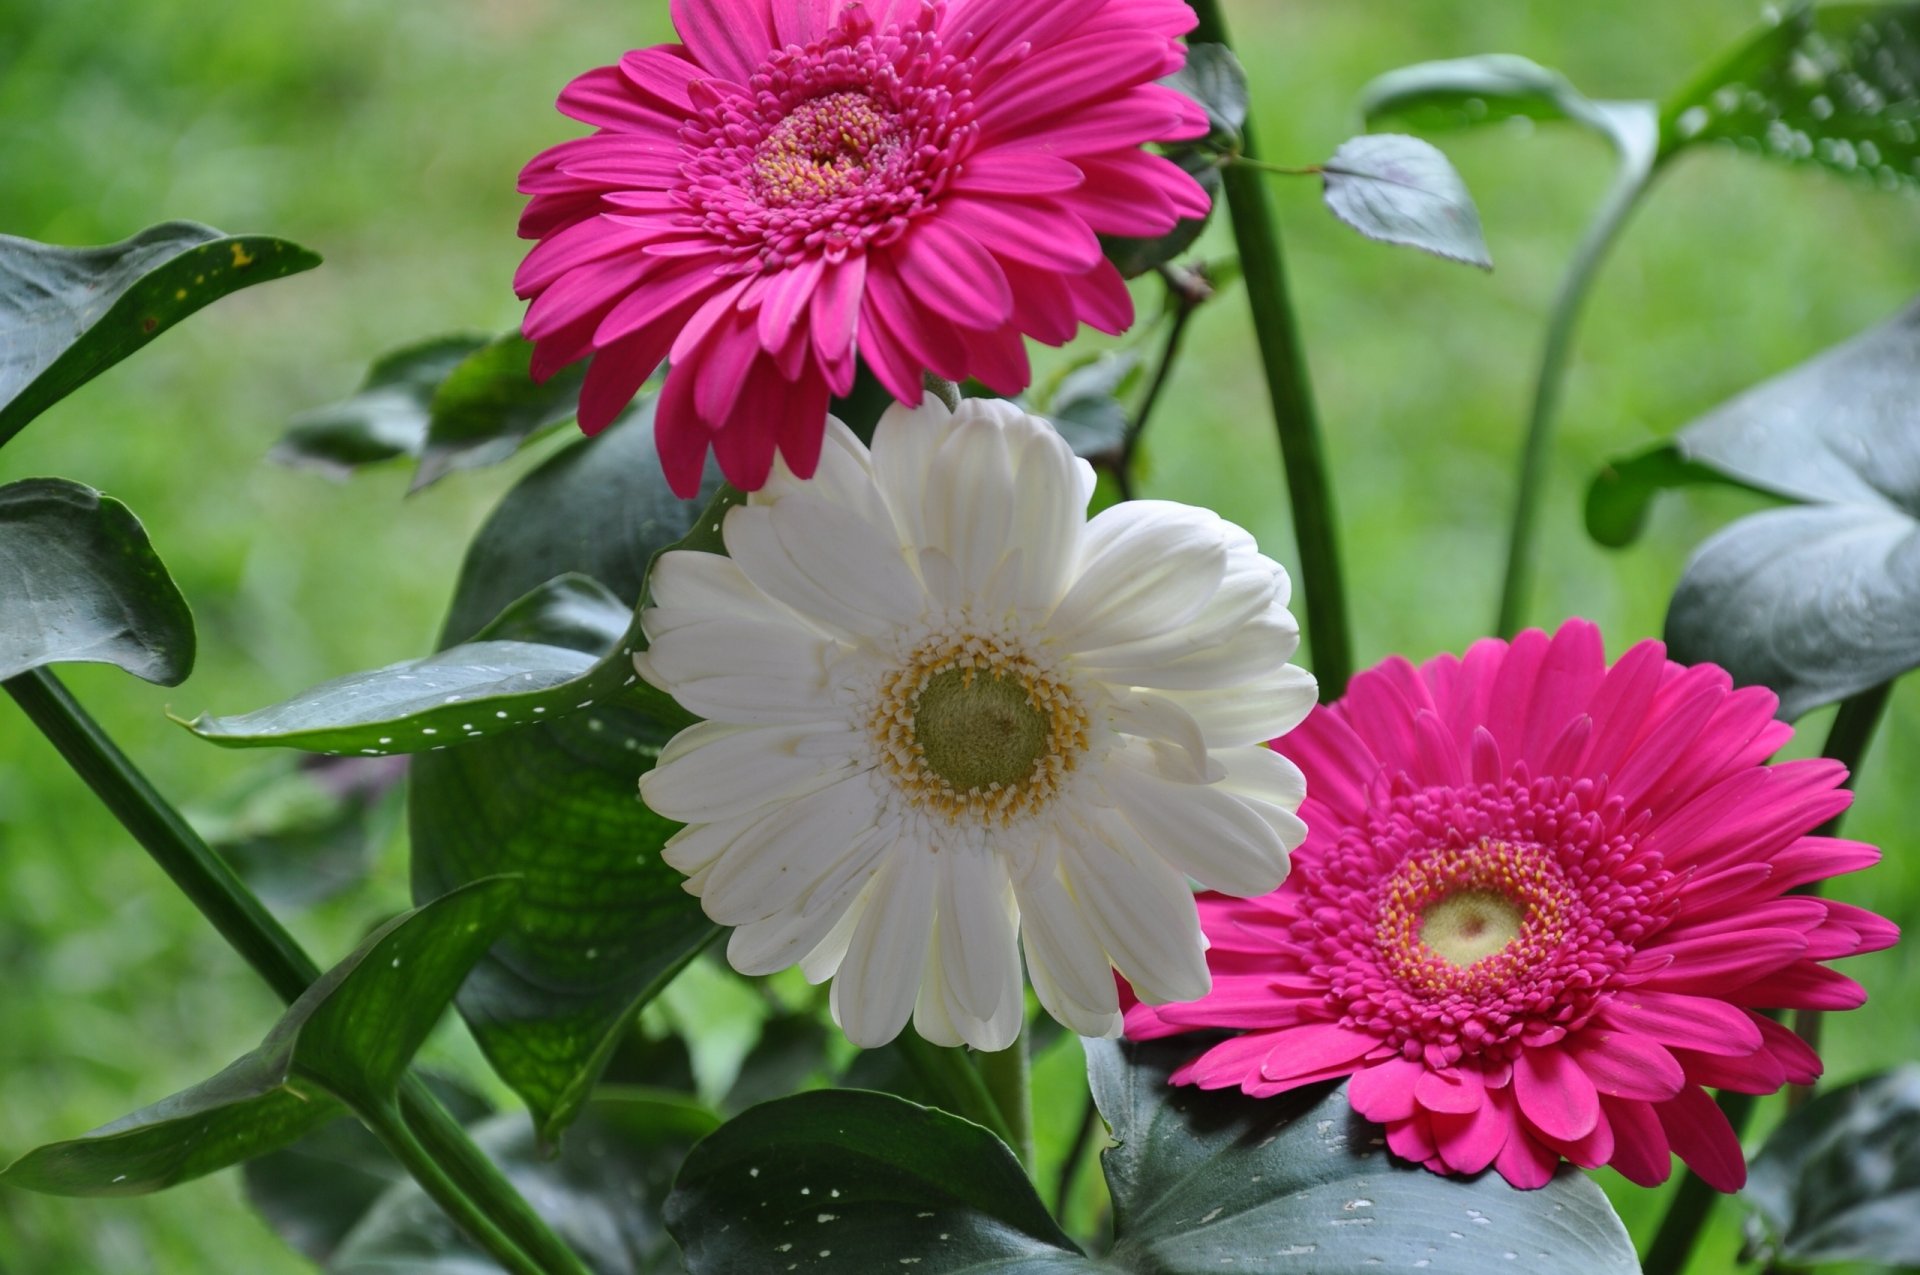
[414,334,585,491]
[191,755,405,910]
[1651,300,1920,717]
[471,573,632,655]
[1168,43,1248,146]
[1582,444,1771,548]
[665,1089,1082,1273]
[721,1014,835,1115]
[272,336,489,478]
[1361,54,1658,161]
[0,221,319,448]
[1101,150,1223,279]
[0,878,518,1196]
[0,478,195,685]
[1742,1065,1920,1267]
[1663,3,1920,185]
[1322,134,1494,269]
[414,414,731,1145]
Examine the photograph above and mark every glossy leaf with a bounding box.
[414,334,585,491]
[1742,1065,1920,1267]
[249,1089,715,1274]
[1663,3,1920,184]
[414,413,728,1145]
[0,478,195,685]
[0,221,319,448]
[273,336,488,477]
[666,1038,1637,1273]
[0,878,518,1196]
[1321,134,1494,269]
[1626,300,1920,717]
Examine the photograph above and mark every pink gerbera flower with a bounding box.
[1127,620,1897,1191]
[515,0,1211,497]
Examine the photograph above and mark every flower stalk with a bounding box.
[976,1023,1035,1171]
[3,667,591,1275]
[1187,0,1354,697]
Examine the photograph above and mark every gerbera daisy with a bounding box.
[636,396,1316,1050]
[515,0,1211,498]
[1127,620,1896,1190]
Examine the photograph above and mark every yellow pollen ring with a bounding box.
[869,633,1090,827]
[1376,837,1572,994]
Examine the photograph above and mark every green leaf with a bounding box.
[665,1089,1082,1272]
[1663,3,1920,184]
[1647,300,1920,717]
[413,411,730,1145]
[1321,134,1495,269]
[247,1088,715,1274]
[1168,43,1249,147]
[471,573,632,654]
[1038,351,1145,462]
[0,221,319,448]
[1582,444,1772,549]
[1742,1065,1920,1267]
[414,334,586,491]
[1361,54,1658,161]
[0,878,518,1196]
[0,478,195,685]
[272,336,489,478]
[665,1039,1638,1274]
[190,755,405,910]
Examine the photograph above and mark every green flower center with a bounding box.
[1419,889,1528,968]
[913,667,1051,794]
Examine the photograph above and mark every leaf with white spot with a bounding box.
[1321,134,1494,269]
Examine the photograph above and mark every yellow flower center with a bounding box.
[870,633,1089,827]
[751,91,900,207]
[1419,889,1528,968]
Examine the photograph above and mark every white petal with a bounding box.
[725,835,886,975]
[757,415,892,537]
[1078,597,1300,691]
[1151,664,1319,748]
[660,807,769,878]
[869,393,955,551]
[642,720,860,824]
[935,851,1020,1026]
[922,407,1016,598]
[1102,688,1210,782]
[1014,859,1123,1038]
[1003,414,1093,615]
[725,496,926,641]
[800,887,866,984]
[912,938,964,1047]
[1048,502,1228,652]
[1102,757,1291,899]
[1213,744,1310,852]
[698,774,884,926]
[831,850,937,1047]
[644,616,841,724]
[1059,809,1211,1006]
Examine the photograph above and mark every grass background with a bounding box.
[3,0,1918,1269]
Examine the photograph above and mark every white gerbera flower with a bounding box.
[636,396,1317,1050]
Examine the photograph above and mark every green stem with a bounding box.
[896,1030,1019,1150]
[357,1100,544,1275]
[1187,0,1353,697]
[3,667,590,1275]
[976,1023,1035,1171]
[1115,269,1204,501]
[1639,682,1892,1274]
[1494,163,1658,637]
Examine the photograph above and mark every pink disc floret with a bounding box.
[516,0,1213,496]
[1127,619,1898,1191]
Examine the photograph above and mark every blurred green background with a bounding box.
[3,0,1917,1269]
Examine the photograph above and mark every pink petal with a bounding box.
[1414,1067,1485,1115]
[1385,1112,1438,1163]
[1575,639,1669,778]
[670,0,775,82]
[756,256,825,353]
[1431,1092,1512,1175]
[1062,258,1134,335]
[951,150,1086,197]
[941,196,1103,272]
[1753,1012,1823,1085]
[810,256,867,366]
[1656,1084,1746,1192]
[1601,1096,1672,1187]
[894,219,1014,331]
[976,32,1179,132]
[1349,1057,1424,1124]
[853,291,925,404]
[618,46,704,114]
[578,330,663,435]
[1672,1045,1786,1095]
[1634,927,1809,993]
[1170,1032,1281,1090]
[1254,1022,1380,1085]
[556,65,653,130]
[1514,1048,1600,1142]
[1730,962,1867,1011]
[1493,1123,1561,1190]
[1599,990,1764,1057]
[1516,619,1607,764]
[771,0,834,46]
[1568,1030,1685,1102]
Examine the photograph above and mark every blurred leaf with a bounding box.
[0,221,319,449]
[1040,351,1145,462]
[1321,134,1494,269]
[415,416,732,1146]
[272,336,489,478]
[0,478,195,685]
[1102,150,1222,279]
[191,755,406,910]
[1640,300,1920,718]
[249,1089,714,1274]
[1663,2,1920,185]
[1742,1065,1920,1267]
[1362,53,1657,159]
[1168,43,1248,146]
[0,878,518,1196]
[665,1089,1078,1272]
[721,1013,834,1115]
[666,1039,1637,1273]
[414,334,585,491]
[1583,444,1773,548]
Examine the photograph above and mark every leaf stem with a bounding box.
[2,667,591,1275]
[1115,267,1206,501]
[1187,0,1354,697]
[357,1099,544,1275]
[976,1022,1035,1171]
[1639,682,1891,1274]
[1494,162,1657,636]
[1228,156,1322,178]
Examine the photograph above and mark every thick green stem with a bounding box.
[896,1030,1019,1150]
[1494,165,1657,637]
[976,1024,1035,1171]
[1186,0,1353,696]
[358,1100,545,1275]
[4,667,591,1275]
[1639,683,1891,1274]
